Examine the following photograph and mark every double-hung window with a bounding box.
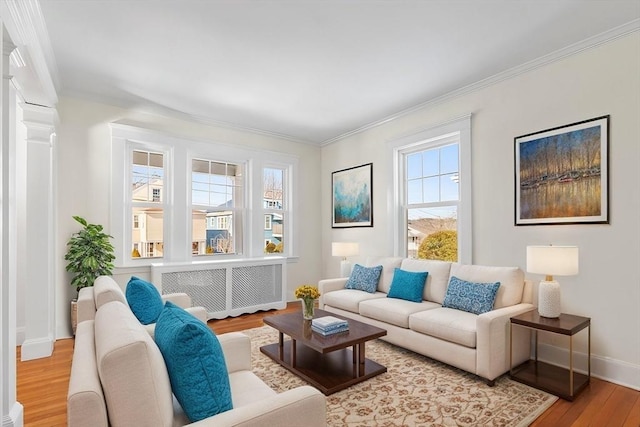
[191,159,243,256]
[263,167,285,254]
[390,116,472,263]
[131,149,165,259]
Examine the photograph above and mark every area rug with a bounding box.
[241,326,557,427]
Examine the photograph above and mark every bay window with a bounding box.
[110,123,298,266]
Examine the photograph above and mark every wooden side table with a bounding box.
[510,311,590,401]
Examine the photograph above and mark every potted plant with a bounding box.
[65,215,115,333]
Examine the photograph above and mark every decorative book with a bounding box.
[312,316,348,330]
[311,324,349,336]
[312,316,349,335]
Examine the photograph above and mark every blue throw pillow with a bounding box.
[125,276,164,324]
[154,302,233,422]
[387,268,428,303]
[345,264,383,293]
[442,276,500,315]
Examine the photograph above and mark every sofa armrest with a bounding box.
[476,303,534,381]
[186,386,326,427]
[185,306,208,323]
[318,278,348,308]
[162,292,192,308]
[218,332,252,373]
[67,321,109,427]
[77,287,96,323]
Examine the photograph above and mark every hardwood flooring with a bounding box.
[16,303,639,426]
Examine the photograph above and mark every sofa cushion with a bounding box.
[125,276,164,325]
[400,259,452,304]
[449,264,524,309]
[323,289,386,313]
[345,264,383,293]
[409,307,478,348]
[365,257,403,293]
[442,276,500,315]
[155,302,233,422]
[95,301,173,427]
[387,268,428,303]
[93,276,127,310]
[359,298,440,328]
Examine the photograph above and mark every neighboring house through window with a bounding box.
[110,124,298,266]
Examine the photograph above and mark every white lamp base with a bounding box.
[538,280,561,318]
[340,260,352,278]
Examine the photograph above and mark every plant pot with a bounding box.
[71,299,78,336]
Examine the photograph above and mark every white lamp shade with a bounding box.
[526,246,579,276]
[332,242,359,258]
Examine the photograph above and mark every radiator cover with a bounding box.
[151,258,286,319]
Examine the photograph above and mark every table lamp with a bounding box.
[332,242,359,278]
[526,245,579,318]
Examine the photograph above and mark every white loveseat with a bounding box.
[68,297,326,426]
[319,257,534,384]
[76,275,209,337]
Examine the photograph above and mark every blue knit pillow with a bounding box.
[442,276,500,315]
[345,264,383,293]
[125,276,163,324]
[387,268,428,303]
[154,302,232,422]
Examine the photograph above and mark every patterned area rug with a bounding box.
[242,326,557,427]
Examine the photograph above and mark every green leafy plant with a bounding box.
[65,216,115,294]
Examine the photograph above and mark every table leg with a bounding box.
[358,342,365,376]
[278,332,284,360]
[509,323,513,375]
[292,339,297,368]
[569,335,574,396]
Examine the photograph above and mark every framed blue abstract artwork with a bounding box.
[332,163,373,228]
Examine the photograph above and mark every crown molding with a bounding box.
[321,19,640,147]
[2,0,59,106]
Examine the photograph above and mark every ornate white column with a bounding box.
[1,30,24,427]
[18,103,57,361]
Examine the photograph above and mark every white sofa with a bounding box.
[68,295,326,426]
[77,276,208,337]
[319,257,534,384]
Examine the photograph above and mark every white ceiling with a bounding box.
[38,0,640,144]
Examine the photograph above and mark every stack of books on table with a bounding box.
[311,316,349,336]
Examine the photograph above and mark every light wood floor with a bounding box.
[16,303,640,426]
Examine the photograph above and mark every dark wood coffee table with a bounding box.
[260,308,387,395]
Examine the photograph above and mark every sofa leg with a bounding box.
[486,379,495,387]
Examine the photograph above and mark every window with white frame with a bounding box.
[131,149,164,259]
[263,167,285,254]
[192,159,243,256]
[390,116,472,263]
[110,124,298,266]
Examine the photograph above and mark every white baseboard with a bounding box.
[538,342,640,391]
[2,401,24,427]
[15,327,25,346]
[20,336,54,361]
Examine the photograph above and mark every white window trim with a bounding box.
[387,114,472,264]
[262,162,294,257]
[110,123,299,267]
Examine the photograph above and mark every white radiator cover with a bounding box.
[151,258,286,319]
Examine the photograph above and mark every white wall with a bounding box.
[321,33,640,388]
[52,97,323,338]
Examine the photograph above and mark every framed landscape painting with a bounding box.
[515,116,609,225]
[332,163,373,228]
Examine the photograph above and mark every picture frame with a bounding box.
[515,115,609,225]
[332,163,373,228]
